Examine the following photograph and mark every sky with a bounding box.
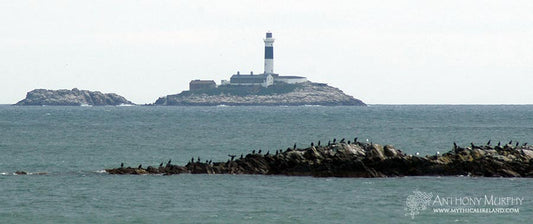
[1,0,532,104]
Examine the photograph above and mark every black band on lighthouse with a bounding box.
[265,47,273,59]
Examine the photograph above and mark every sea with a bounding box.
[0,105,531,223]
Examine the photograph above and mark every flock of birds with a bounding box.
[119,138,529,169]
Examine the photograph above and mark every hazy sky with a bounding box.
[1,0,532,104]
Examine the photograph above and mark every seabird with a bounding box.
[293,143,297,150]
[318,141,321,146]
[471,142,475,149]
[138,164,142,169]
[523,142,528,146]
[516,142,519,147]
[228,154,236,161]
[327,140,331,146]
[347,140,351,144]
[265,151,270,156]
[497,141,501,146]
[453,142,457,149]
[340,138,345,143]
[168,159,171,165]
[487,140,491,145]
[159,162,163,167]
[120,163,124,168]
[508,140,513,145]
[191,157,194,163]
[258,149,262,154]
[240,154,243,159]
[252,150,256,154]
[197,157,201,162]
[354,137,358,143]
[311,142,314,147]
[333,138,336,143]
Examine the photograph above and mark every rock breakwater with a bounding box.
[106,140,533,178]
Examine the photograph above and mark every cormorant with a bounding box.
[509,140,513,145]
[354,137,358,143]
[516,142,519,147]
[497,141,501,146]
[240,154,243,159]
[265,151,269,156]
[311,142,314,147]
[293,143,297,150]
[318,140,321,146]
[258,149,262,154]
[347,140,351,144]
[120,163,124,168]
[333,138,337,143]
[327,140,331,146]
[252,150,256,154]
[487,140,491,145]
[197,157,201,162]
[340,138,345,143]
[138,164,142,169]
[471,142,475,149]
[168,159,171,165]
[453,142,457,149]
[191,157,194,163]
[228,154,236,161]
[159,162,163,167]
[523,142,528,146]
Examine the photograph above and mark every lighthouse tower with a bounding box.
[264,32,275,75]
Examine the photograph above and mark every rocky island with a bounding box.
[15,88,134,106]
[106,140,533,178]
[153,82,366,106]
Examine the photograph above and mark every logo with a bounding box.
[405,190,433,219]
[404,190,523,219]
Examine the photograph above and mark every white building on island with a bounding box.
[220,32,307,87]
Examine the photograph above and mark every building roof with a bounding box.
[276,76,306,79]
[230,74,270,83]
[190,80,216,84]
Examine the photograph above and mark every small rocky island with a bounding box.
[107,140,533,178]
[15,88,134,106]
[153,82,366,106]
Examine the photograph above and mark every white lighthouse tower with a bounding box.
[264,32,275,75]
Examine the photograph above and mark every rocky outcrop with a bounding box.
[153,82,366,106]
[106,141,533,178]
[15,88,134,106]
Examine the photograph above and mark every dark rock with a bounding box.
[105,142,533,178]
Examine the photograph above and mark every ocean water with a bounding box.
[0,105,532,223]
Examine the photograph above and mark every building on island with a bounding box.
[189,80,216,91]
[229,71,273,87]
[196,32,308,89]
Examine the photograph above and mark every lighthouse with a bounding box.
[264,32,275,74]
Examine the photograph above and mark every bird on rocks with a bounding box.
[293,143,297,150]
[318,141,321,146]
[347,140,351,144]
[354,137,358,143]
[159,162,163,167]
[340,138,345,143]
[120,163,124,168]
[265,151,270,156]
[240,154,244,159]
[333,138,337,143]
[197,157,201,162]
[497,141,501,147]
[523,142,528,146]
[487,140,491,145]
[516,142,519,147]
[258,149,262,154]
[252,150,256,154]
[138,164,142,169]
[311,142,314,147]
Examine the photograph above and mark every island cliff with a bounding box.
[153,82,366,106]
[15,88,134,106]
